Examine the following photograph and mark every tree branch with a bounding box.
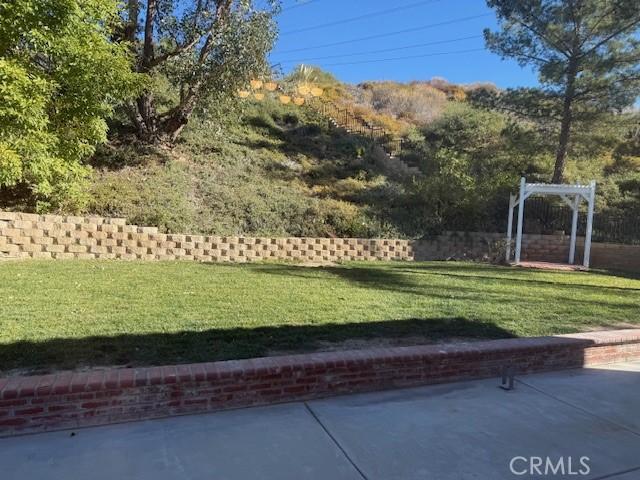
[514,19,573,59]
[514,4,574,58]
[147,35,203,69]
[578,5,619,48]
[580,16,640,58]
[574,73,640,99]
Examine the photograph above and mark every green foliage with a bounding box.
[88,97,407,237]
[485,0,640,108]
[159,1,278,103]
[180,99,403,238]
[406,100,640,232]
[403,103,540,232]
[124,0,279,141]
[89,161,197,233]
[0,0,141,211]
[87,86,640,238]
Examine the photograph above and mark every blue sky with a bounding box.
[269,0,540,88]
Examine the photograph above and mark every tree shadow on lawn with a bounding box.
[245,264,640,311]
[385,262,640,293]
[0,317,515,376]
[591,268,640,282]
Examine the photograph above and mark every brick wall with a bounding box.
[521,234,570,263]
[522,234,640,272]
[0,211,637,270]
[1,329,639,437]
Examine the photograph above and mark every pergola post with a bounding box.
[507,178,596,269]
[568,195,581,265]
[506,194,516,263]
[514,177,526,264]
[583,181,596,268]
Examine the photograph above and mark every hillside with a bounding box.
[3,1,640,243]
[80,73,640,239]
[88,97,422,238]
[79,72,639,239]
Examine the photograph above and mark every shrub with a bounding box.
[89,162,197,233]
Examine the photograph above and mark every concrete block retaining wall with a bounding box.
[0,211,502,263]
[0,211,637,270]
[0,211,413,262]
[1,329,639,437]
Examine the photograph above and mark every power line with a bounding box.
[319,48,486,67]
[274,34,483,62]
[280,0,445,35]
[280,0,321,13]
[274,13,493,54]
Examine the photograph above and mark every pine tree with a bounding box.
[485,0,640,182]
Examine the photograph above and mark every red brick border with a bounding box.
[1,329,640,437]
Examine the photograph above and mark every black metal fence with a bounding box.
[522,197,639,245]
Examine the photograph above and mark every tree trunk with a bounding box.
[129,0,159,141]
[124,0,139,43]
[141,0,156,70]
[127,0,232,144]
[136,92,158,141]
[161,85,202,142]
[552,57,579,184]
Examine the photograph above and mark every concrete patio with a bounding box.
[2,361,640,480]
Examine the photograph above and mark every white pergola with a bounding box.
[506,177,597,268]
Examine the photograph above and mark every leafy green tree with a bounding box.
[406,103,551,232]
[0,0,141,211]
[121,0,279,142]
[485,0,640,183]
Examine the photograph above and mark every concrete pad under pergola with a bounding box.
[506,177,597,268]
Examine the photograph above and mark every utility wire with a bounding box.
[281,0,445,35]
[274,13,493,54]
[280,0,321,13]
[274,34,483,62]
[319,47,486,67]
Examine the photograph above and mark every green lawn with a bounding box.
[1,260,639,374]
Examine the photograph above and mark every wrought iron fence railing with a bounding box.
[517,197,640,245]
[313,99,406,158]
